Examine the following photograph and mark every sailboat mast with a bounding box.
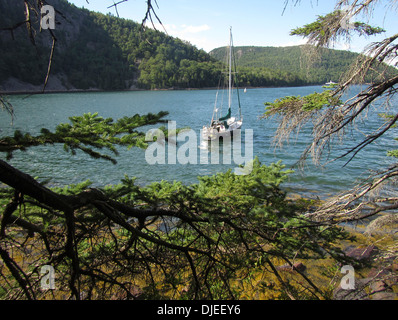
[228,27,232,111]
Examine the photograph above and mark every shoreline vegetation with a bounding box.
[1,176,396,300]
[0,84,323,96]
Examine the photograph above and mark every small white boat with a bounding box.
[323,80,337,87]
[202,27,243,141]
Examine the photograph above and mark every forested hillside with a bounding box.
[0,0,219,91]
[210,45,398,86]
[1,0,393,92]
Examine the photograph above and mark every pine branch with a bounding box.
[0,156,346,299]
[0,111,169,163]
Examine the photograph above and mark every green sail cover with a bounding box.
[218,108,231,121]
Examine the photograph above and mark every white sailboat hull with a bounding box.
[202,118,243,141]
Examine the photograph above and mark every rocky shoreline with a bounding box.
[0,75,96,95]
[334,243,398,300]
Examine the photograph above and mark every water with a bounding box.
[1,86,396,198]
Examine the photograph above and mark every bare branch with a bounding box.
[107,0,129,17]
[42,29,57,93]
[141,0,167,34]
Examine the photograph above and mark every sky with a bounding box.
[67,0,398,53]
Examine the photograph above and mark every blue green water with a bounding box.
[1,86,396,198]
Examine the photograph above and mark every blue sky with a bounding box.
[67,0,398,53]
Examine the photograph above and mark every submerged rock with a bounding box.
[276,262,306,273]
[344,244,378,261]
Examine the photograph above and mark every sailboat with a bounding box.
[202,27,243,141]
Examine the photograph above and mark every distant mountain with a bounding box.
[210,45,397,86]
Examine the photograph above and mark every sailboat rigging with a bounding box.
[202,27,243,141]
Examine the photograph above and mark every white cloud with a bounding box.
[148,23,210,36]
[180,24,211,34]
[276,38,308,47]
[148,23,213,51]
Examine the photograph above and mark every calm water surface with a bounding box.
[1,86,396,198]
